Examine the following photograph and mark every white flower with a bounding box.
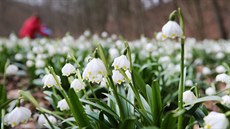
[35,59,45,68]
[216,52,224,59]
[205,87,215,96]
[222,95,230,106]
[26,60,34,67]
[109,47,119,59]
[38,114,57,127]
[185,80,193,87]
[156,32,164,40]
[101,31,108,38]
[42,74,61,88]
[162,21,182,39]
[57,99,69,111]
[83,30,91,37]
[112,55,130,70]
[112,70,125,84]
[204,112,229,129]
[215,65,226,73]
[202,67,211,75]
[82,58,107,83]
[145,43,154,52]
[216,73,230,84]
[183,90,197,104]
[4,107,31,127]
[71,79,85,91]
[5,64,18,75]
[15,53,23,61]
[61,63,76,76]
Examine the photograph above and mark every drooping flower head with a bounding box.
[183,90,197,104]
[162,21,182,39]
[112,55,130,70]
[57,99,69,111]
[5,64,18,75]
[204,112,229,129]
[42,74,61,88]
[112,70,125,84]
[61,63,76,76]
[4,107,31,127]
[82,58,107,83]
[71,79,85,91]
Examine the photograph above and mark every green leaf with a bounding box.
[147,80,162,126]
[160,112,177,129]
[19,90,39,107]
[132,69,147,99]
[142,126,159,129]
[184,96,222,106]
[0,99,15,109]
[119,117,136,129]
[68,88,90,128]
[81,98,120,121]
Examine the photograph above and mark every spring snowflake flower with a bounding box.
[202,67,211,75]
[185,80,193,87]
[82,58,107,83]
[222,95,230,106]
[57,99,69,111]
[42,74,61,88]
[4,107,31,127]
[61,63,76,76]
[216,73,230,84]
[112,55,130,70]
[145,43,154,52]
[71,79,85,91]
[215,65,226,73]
[109,47,119,59]
[204,112,229,129]
[183,90,197,104]
[156,32,164,40]
[5,64,18,75]
[162,21,182,39]
[38,114,57,127]
[125,70,132,81]
[35,59,45,68]
[205,87,215,96]
[112,70,125,84]
[26,60,34,67]
[15,53,23,61]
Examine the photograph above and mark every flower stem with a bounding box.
[178,8,185,129]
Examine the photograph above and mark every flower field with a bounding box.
[1,9,230,129]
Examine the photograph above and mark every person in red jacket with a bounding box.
[19,15,48,39]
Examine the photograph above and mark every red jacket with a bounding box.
[19,16,47,39]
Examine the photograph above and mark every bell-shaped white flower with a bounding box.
[156,32,164,40]
[35,59,45,68]
[5,64,18,75]
[112,55,130,70]
[4,107,31,127]
[112,70,125,84]
[183,90,197,104]
[185,80,193,87]
[57,99,69,111]
[26,60,34,67]
[61,63,76,76]
[162,21,182,39]
[42,74,61,88]
[109,47,119,59]
[222,95,230,106]
[202,67,211,75]
[15,53,23,61]
[38,114,57,127]
[82,58,107,83]
[215,65,226,74]
[205,87,216,96]
[216,73,230,84]
[71,79,85,91]
[204,112,229,129]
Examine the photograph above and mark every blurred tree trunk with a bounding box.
[212,0,227,39]
[193,0,205,39]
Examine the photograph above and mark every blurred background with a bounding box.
[0,0,229,40]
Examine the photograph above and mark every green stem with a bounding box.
[178,8,185,129]
[1,110,5,129]
[87,82,97,99]
[106,76,125,120]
